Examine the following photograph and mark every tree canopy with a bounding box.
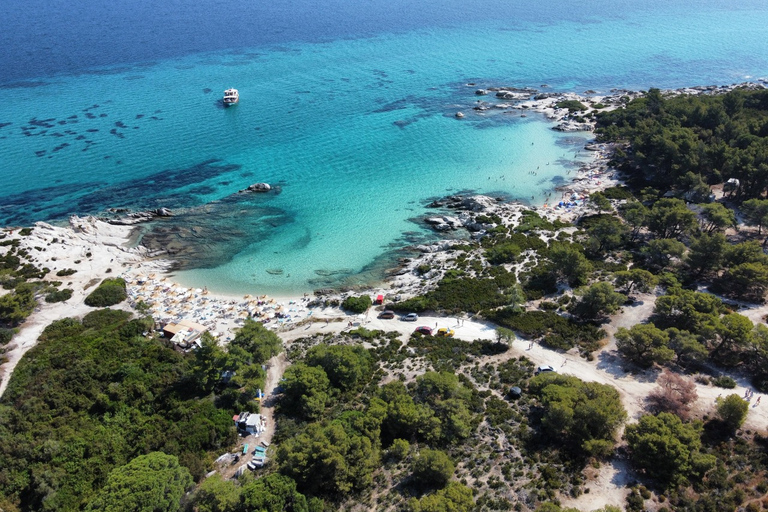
[85,452,192,512]
[624,413,716,487]
[529,374,626,457]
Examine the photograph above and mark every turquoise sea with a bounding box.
[2,0,768,295]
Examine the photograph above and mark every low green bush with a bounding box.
[0,328,14,345]
[516,211,558,233]
[84,278,127,307]
[82,309,132,329]
[485,242,522,265]
[341,295,372,313]
[555,100,588,112]
[44,288,73,303]
[488,308,605,352]
[601,186,634,200]
[713,375,737,389]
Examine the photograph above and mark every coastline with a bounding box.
[0,85,641,397]
[2,82,763,397]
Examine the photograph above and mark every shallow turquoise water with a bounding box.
[1,1,768,294]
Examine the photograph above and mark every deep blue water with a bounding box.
[2,0,768,295]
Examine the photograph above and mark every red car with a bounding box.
[414,326,433,336]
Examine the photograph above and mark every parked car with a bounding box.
[414,326,433,336]
[436,327,455,338]
[378,310,395,319]
[247,457,266,471]
[534,365,556,376]
[402,313,419,322]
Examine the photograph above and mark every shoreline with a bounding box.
[2,81,764,396]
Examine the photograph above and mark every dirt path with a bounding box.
[259,352,289,444]
[217,351,290,480]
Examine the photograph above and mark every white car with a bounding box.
[402,313,419,322]
[247,457,266,471]
[534,365,556,376]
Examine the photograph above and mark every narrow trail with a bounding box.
[218,351,289,479]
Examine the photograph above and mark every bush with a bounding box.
[84,278,127,307]
[82,309,132,329]
[0,328,14,345]
[601,186,635,200]
[396,273,515,315]
[488,308,605,352]
[341,295,372,314]
[713,375,737,389]
[45,288,73,303]
[55,268,77,277]
[625,413,716,487]
[555,100,588,112]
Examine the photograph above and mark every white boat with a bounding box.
[223,88,239,106]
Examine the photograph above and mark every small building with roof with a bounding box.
[162,319,208,348]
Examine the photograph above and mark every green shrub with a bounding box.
[0,328,14,345]
[713,375,737,389]
[485,242,522,265]
[44,288,73,303]
[516,211,558,233]
[82,309,132,329]
[341,294,372,314]
[18,227,33,236]
[0,283,36,326]
[601,186,634,200]
[488,308,605,352]
[396,273,515,315]
[555,100,588,112]
[393,295,436,313]
[84,278,127,307]
[416,264,431,275]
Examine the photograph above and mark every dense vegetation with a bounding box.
[0,310,245,511]
[176,327,633,511]
[596,88,768,200]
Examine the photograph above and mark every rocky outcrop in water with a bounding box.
[553,120,593,132]
[104,208,173,225]
[425,216,462,231]
[240,183,271,193]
